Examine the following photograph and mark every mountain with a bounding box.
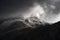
[0,17,60,40]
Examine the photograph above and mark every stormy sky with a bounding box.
[0,0,60,24]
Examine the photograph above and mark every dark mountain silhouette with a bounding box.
[0,17,60,40]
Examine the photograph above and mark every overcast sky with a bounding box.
[0,0,60,24]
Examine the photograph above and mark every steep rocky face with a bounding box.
[0,16,47,28]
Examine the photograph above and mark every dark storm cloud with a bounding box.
[0,0,36,19]
[0,0,54,15]
[0,0,60,23]
[0,0,60,15]
[0,0,35,14]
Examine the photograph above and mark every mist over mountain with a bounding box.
[0,0,60,40]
